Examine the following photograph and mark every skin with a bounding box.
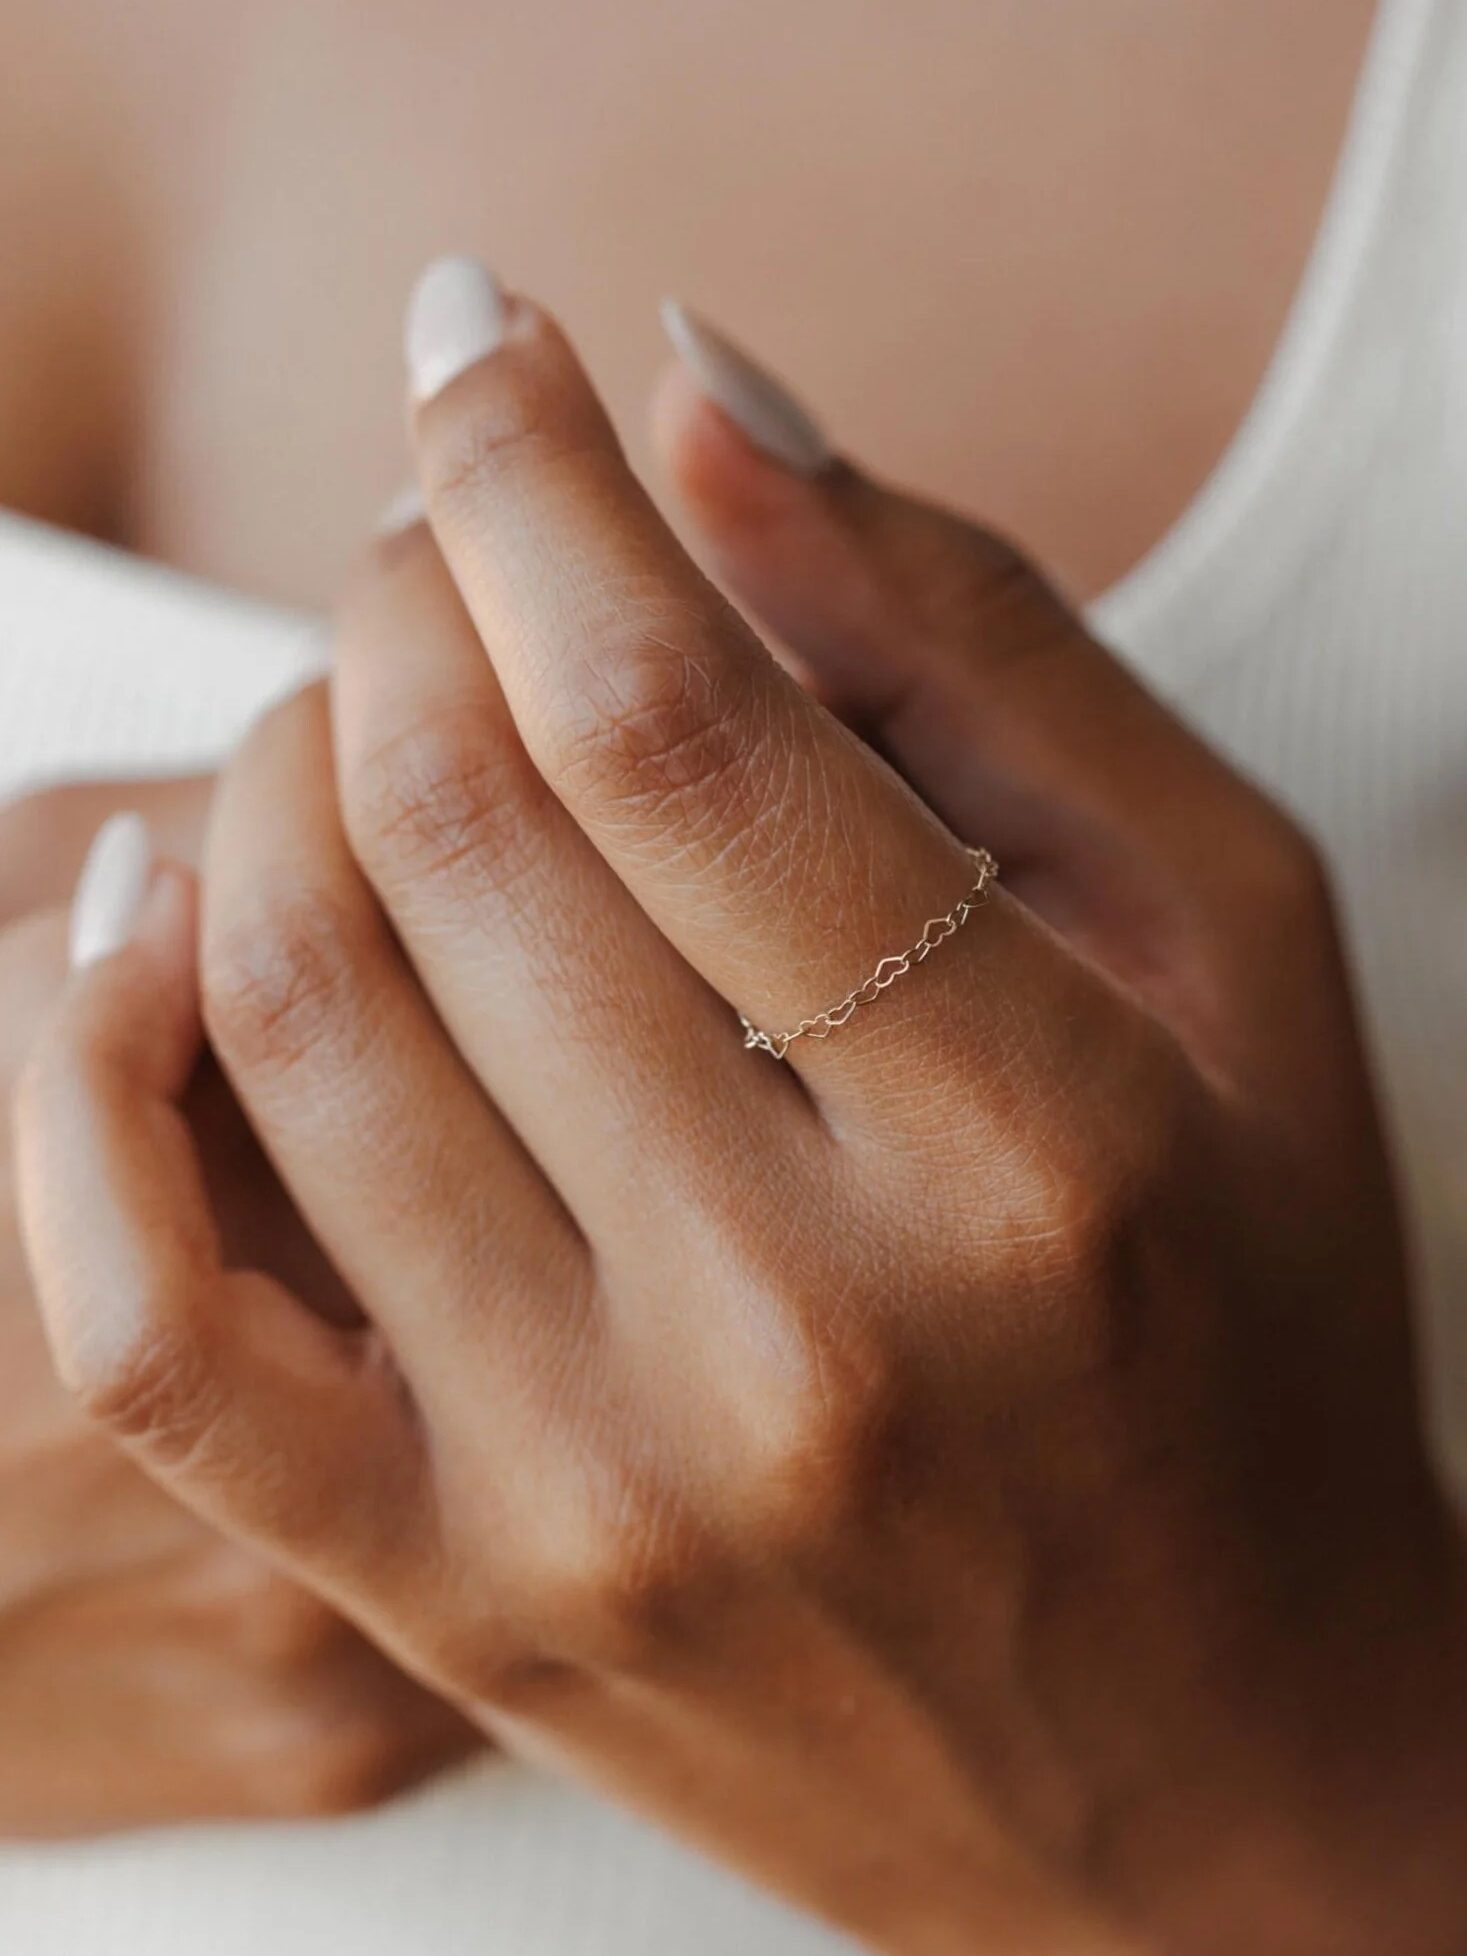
[14,296,1467,1950]
[0,814,478,1835]
[0,0,1407,1868]
[0,0,1374,602]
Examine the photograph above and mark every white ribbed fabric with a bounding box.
[0,0,1462,1946]
[1091,0,1467,1492]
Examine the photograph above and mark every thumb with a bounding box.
[651,302,1261,953]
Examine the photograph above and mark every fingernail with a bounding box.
[659,299,830,476]
[405,256,508,404]
[69,812,153,970]
[376,483,427,535]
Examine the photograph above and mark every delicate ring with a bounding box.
[739,846,999,1060]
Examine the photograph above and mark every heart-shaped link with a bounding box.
[737,846,998,1061]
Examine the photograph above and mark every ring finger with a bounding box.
[403,264,1104,1146]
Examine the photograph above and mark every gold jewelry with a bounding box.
[740,846,999,1060]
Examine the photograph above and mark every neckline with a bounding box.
[1088,0,1435,663]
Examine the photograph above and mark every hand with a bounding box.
[0,789,474,1835]
[16,274,1467,1948]
[0,775,216,931]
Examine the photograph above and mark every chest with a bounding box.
[131,0,1371,604]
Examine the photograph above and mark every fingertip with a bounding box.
[69,809,153,971]
[407,281,627,523]
[656,299,831,474]
[63,859,203,1101]
[651,355,821,537]
[652,360,899,705]
[404,255,509,408]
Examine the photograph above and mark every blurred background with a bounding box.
[5,2,1467,1952]
[3,1,1369,605]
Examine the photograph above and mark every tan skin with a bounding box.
[0,0,1436,1883]
[0,885,476,1834]
[0,0,1372,601]
[14,296,1467,1951]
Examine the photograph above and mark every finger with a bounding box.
[0,906,69,1074]
[332,517,813,1254]
[650,310,1340,1093]
[0,905,361,1333]
[404,259,1085,1115]
[200,682,590,1414]
[652,312,1263,918]
[0,774,213,928]
[12,835,421,1590]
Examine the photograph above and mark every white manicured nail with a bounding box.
[376,483,427,535]
[660,299,831,476]
[405,256,508,404]
[69,812,153,970]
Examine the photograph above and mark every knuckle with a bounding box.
[742,1329,909,1547]
[72,1313,221,1463]
[703,1270,910,1550]
[546,622,761,832]
[203,884,372,1081]
[508,1492,701,1681]
[1017,1039,1198,1369]
[346,702,550,903]
[1032,1153,1139,1298]
[537,1551,681,1674]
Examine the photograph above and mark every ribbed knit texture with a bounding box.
[1092,0,1467,1490]
[0,1,1459,1944]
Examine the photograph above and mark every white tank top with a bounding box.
[0,0,1462,1947]
[1092,0,1467,1493]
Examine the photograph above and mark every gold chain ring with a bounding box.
[739,846,999,1061]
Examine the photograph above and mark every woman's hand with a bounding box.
[0,775,216,932]
[0,801,475,1835]
[16,270,1467,1948]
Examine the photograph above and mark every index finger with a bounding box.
[404,259,1084,1117]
